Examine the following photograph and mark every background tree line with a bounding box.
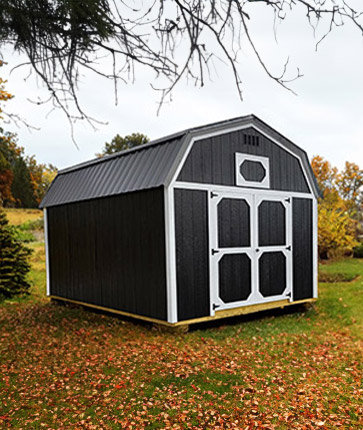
[311,156,363,259]
[0,62,57,208]
[2,60,363,261]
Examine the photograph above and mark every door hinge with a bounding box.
[285,198,291,203]
[210,191,218,198]
[286,245,291,251]
[211,248,220,255]
[213,303,220,310]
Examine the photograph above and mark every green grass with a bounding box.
[0,210,362,428]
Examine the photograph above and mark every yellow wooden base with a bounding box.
[50,295,316,327]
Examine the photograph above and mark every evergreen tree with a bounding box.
[0,211,32,300]
[11,157,37,208]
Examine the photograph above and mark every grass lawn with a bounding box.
[0,210,362,429]
[3,208,42,226]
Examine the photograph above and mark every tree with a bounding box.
[1,1,362,123]
[26,157,58,205]
[0,63,57,207]
[0,211,32,300]
[0,153,13,206]
[0,60,13,120]
[318,198,358,260]
[0,66,16,206]
[11,157,37,208]
[311,156,338,198]
[336,162,363,214]
[311,155,359,258]
[97,133,149,157]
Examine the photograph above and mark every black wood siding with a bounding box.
[47,188,167,320]
[292,198,314,300]
[218,198,251,248]
[178,128,310,193]
[174,189,210,321]
[258,201,286,246]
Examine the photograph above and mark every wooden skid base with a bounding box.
[50,296,316,328]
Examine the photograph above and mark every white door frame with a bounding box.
[209,189,293,315]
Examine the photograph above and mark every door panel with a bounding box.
[217,198,250,248]
[259,251,287,297]
[219,253,252,303]
[210,190,292,313]
[258,200,286,246]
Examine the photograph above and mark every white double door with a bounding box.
[209,190,293,312]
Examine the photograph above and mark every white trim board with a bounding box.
[43,208,51,296]
[235,153,270,189]
[164,186,178,323]
[173,181,314,200]
[313,198,318,299]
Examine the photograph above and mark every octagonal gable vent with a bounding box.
[235,153,270,188]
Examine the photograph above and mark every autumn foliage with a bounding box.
[0,61,57,208]
[0,292,362,428]
[311,156,362,259]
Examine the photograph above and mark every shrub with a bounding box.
[18,217,44,232]
[13,228,35,243]
[0,211,32,300]
[353,243,363,259]
[318,271,357,283]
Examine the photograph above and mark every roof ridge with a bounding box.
[58,115,256,175]
[58,129,188,175]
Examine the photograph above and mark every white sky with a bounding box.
[2,4,363,171]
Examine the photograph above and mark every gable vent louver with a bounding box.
[243,134,259,146]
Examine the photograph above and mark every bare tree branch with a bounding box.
[1,0,362,135]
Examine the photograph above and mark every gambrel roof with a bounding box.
[40,115,320,208]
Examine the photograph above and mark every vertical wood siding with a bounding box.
[292,198,313,300]
[177,128,310,193]
[219,253,252,303]
[259,252,287,297]
[47,188,167,320]
[217,198,251,248]
[174,189,210,321]
[258,201,286,246]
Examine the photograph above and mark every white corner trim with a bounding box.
[164,186,178,323]
[313,198,318,298]
[235,153,270,189]
[43,208,51,296]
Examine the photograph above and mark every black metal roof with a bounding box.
[40,115,321,208]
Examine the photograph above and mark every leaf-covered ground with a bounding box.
[0,220,362,428]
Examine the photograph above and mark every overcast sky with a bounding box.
[2,4,363,171]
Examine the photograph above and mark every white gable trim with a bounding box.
[166,123,314,196]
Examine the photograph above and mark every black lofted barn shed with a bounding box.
[40,115,320,327]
